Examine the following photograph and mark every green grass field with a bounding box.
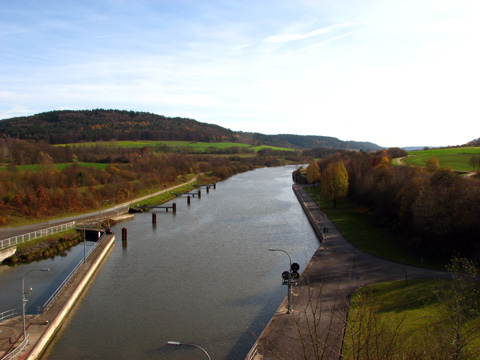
[0,162,110,171]
[55,140,294,153]
[344,279,480,358]
[404,146,480,172]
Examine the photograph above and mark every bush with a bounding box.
[3,255,19,264]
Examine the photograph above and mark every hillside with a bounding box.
[0,109,382,151]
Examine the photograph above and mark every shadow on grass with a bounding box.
[305,187,448,270]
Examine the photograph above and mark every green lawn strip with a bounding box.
[133,183,198,208]
[130,174,198,207]
[343,279,480,357]
[251,145,295,152]
[306,187,445,269]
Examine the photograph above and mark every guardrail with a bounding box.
[245,341,258,360]
[41,232,106,312]
[1,334,29,360]
[0,309,18,323]
[0,222,76,251]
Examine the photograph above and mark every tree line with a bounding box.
[302,148,480,260]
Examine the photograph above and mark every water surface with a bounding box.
[40,166,320,359]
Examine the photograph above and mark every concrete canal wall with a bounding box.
[0,246,16,263]
[292,184,325,243]
[26,234,115,359]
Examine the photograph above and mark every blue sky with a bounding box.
[1,0,479,148]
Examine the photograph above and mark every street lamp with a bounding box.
[98,199,110,234]
[167,341,212,360]
[269,248,292,314]
[83,220,96,263]
[22,268,50,340]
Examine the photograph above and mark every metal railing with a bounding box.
[245,341,258,360]
[0,222,76,251]
[41,233,106,312]
[0,309,18,323]
[1,334,29,360]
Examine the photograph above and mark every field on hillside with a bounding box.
[404,146,480,172]
[55,140,294,153]
[0,162,109,171]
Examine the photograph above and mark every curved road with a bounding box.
[253,185,448,360]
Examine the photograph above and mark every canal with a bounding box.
[9,165,320,360]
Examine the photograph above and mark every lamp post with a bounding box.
[269,248,292,314]
[22,268,50,340]
[84,225,86,263]
[83,220,95,263]
[167,341,212,360]
[98,199,110,234]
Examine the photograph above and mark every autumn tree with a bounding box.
[426,156,440,172]
[306,161,321,184]
[469,155,479,171]
[321,160,349,208]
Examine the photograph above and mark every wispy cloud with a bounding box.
[272,29,363,62]
[264,23,357,43]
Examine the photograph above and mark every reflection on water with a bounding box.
[38,166,320,360]
[0,242,96,314]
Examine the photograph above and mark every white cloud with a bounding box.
[264,23,357,43]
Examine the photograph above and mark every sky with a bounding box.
[1,0,479,148]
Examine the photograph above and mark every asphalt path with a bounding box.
[252,185,448,360]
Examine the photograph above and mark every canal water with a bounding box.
[0,241,96,314]
[8,165,320,360]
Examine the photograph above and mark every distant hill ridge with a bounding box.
[466,138,480,146]
[0,109,382,151]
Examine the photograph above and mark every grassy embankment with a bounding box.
[3,229,83,264]
[343,278,480,358]
[305,187,480,356]
[131,173,200,208]
[402,146,480,172]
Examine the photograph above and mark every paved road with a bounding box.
[252,185,448,360]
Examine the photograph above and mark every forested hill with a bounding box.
[0,109,382,150]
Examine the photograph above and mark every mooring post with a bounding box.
[213,183,216,189]
[198,190,201,199]
[122,227,127,241]
[206,186,209,194]
[152,213,156,224]
[173,203,177,213]
[187,196,191,205]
